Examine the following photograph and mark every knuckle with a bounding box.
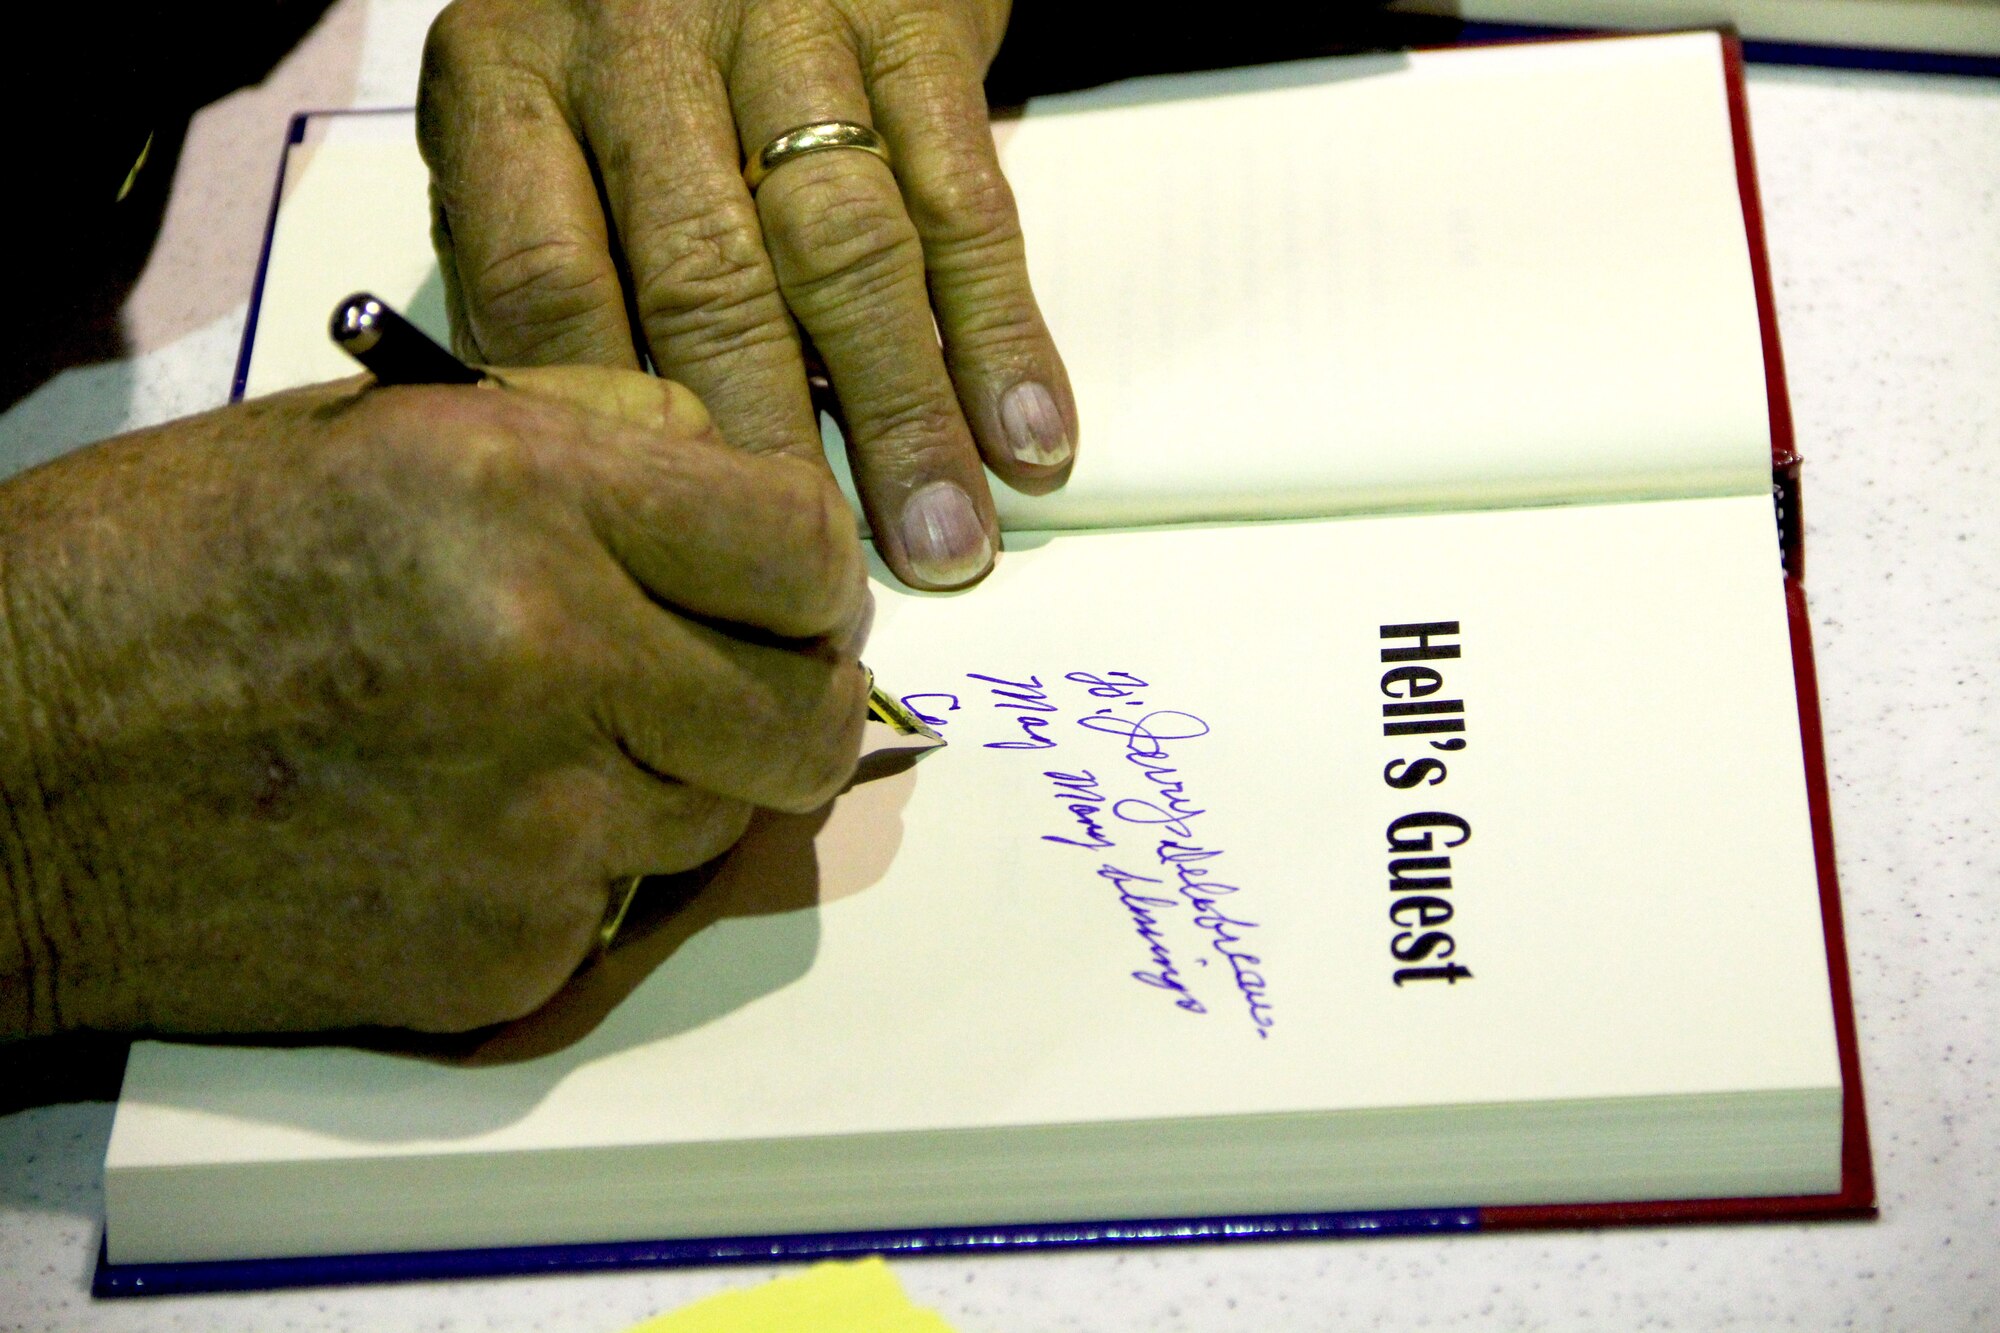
[866,5,962,82]
[855,397,967,466]
[769,669,868,811]
[350,385,534,499]
[465,237,628,364]
[419,5,557,129]
[625,196,782,344]
[401,884,604,1033]
[420,1,487,79]
[410,390,548,492]
[411,964,554,1032]
[458,567,577,683]
[422,0,552,81]
[763,463,863,629]
[421,931,586,1031]
[344,394,591,678]
[766,168,923,303]
[908,153,1020,249]
[740,0,841,67]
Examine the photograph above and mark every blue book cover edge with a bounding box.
[92,1208,1484,1298]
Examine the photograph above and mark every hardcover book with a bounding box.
[98,30,1871,1296]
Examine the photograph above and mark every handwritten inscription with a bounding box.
[968,672,1060,750]
[916,669,1273,1039]
[1043,770,1114,850]
[1158,840,1274,1034]
[1096,864,1207,1013]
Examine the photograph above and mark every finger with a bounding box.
[498,363,719,438]
[418,10,639,368]
[730,15,999,590]
[600,603,870,813]
[504,373,866,642]
[594,757,754,877]
[577,45,822,462]
[504,364,872,648]
[429,182,474,361]
[863,16,1077,495]
[370,372,864,645]
[592,441,867,644]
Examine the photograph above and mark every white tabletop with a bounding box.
[3,4,1997,1328]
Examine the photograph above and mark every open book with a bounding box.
[100,31,1871,1294]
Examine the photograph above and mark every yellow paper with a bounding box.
[625,1258,958,1333]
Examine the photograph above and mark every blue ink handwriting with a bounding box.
[899,693,962,728]
[1159,840,1274,1037]
[1042,769,1116,850]
[969,672,1060,750]
[1078,710,1213,839]
[1096,863,1208,1014]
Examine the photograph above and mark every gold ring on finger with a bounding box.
[744,121,892,193]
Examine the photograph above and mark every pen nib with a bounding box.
[864,670,945,745]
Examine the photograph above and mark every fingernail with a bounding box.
[999,381,1071,467]
[899,480,993,587]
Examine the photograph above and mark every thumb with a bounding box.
[490,364,721,441]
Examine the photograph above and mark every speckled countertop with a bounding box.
[2,4,1997,1329]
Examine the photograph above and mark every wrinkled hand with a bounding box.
[418,0,1076,591]
[0,367,867,1038]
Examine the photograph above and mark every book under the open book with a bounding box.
[99,29,1871,1295]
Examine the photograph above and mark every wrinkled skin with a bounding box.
[0,367,867,1038]
[419,0,1077,591]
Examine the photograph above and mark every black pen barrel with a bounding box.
[330,293,483,386]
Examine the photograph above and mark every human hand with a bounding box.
[417,0,1076,591]
[0,367,867,1038]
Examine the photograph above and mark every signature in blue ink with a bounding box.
[1078,710,1212,839]
[1042,769,1116,850]
[899,693,962,728]
[1158,840,1273,1038]
[969,672,1060,750]
[1096,863,1207,1014]
[1066,670,1149,698]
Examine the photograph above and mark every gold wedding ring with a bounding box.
[744,121,892,193]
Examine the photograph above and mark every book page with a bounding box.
[953,31,1775,531]
[112,495,1838,1177]
[239,111,446,399]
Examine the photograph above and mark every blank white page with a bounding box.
[964,31,1775,530]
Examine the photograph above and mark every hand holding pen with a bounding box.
[332,293,938,733]
[0,297,877,1040]
[331,294,936,950]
